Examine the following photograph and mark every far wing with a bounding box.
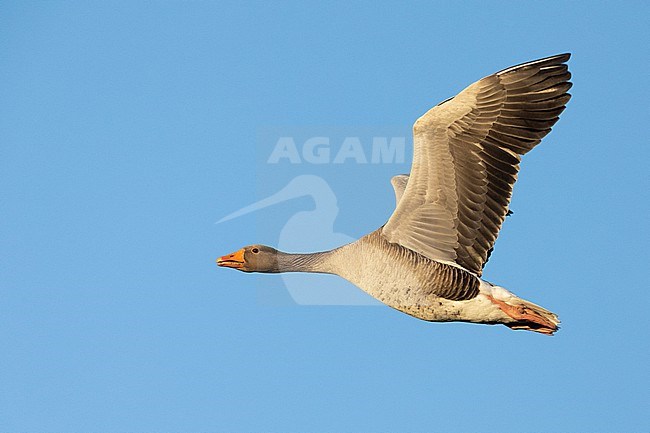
[390,174,409,207]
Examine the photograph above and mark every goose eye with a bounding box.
[252,248,259,254]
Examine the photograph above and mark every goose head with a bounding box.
[217,245,279,273]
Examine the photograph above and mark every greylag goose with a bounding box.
[218,54,572,334]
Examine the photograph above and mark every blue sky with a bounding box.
[1,1,648,432]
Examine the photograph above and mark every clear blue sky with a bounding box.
[1,1,648,432]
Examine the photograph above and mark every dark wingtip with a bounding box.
[497,53,572,76]
[553,52,571,62]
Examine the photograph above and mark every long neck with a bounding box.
[274,250,337,274]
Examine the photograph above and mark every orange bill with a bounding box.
[217,248,245,269]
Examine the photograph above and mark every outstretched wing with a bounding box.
[382,54,572,275]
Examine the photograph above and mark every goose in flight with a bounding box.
[218,54,572,334]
